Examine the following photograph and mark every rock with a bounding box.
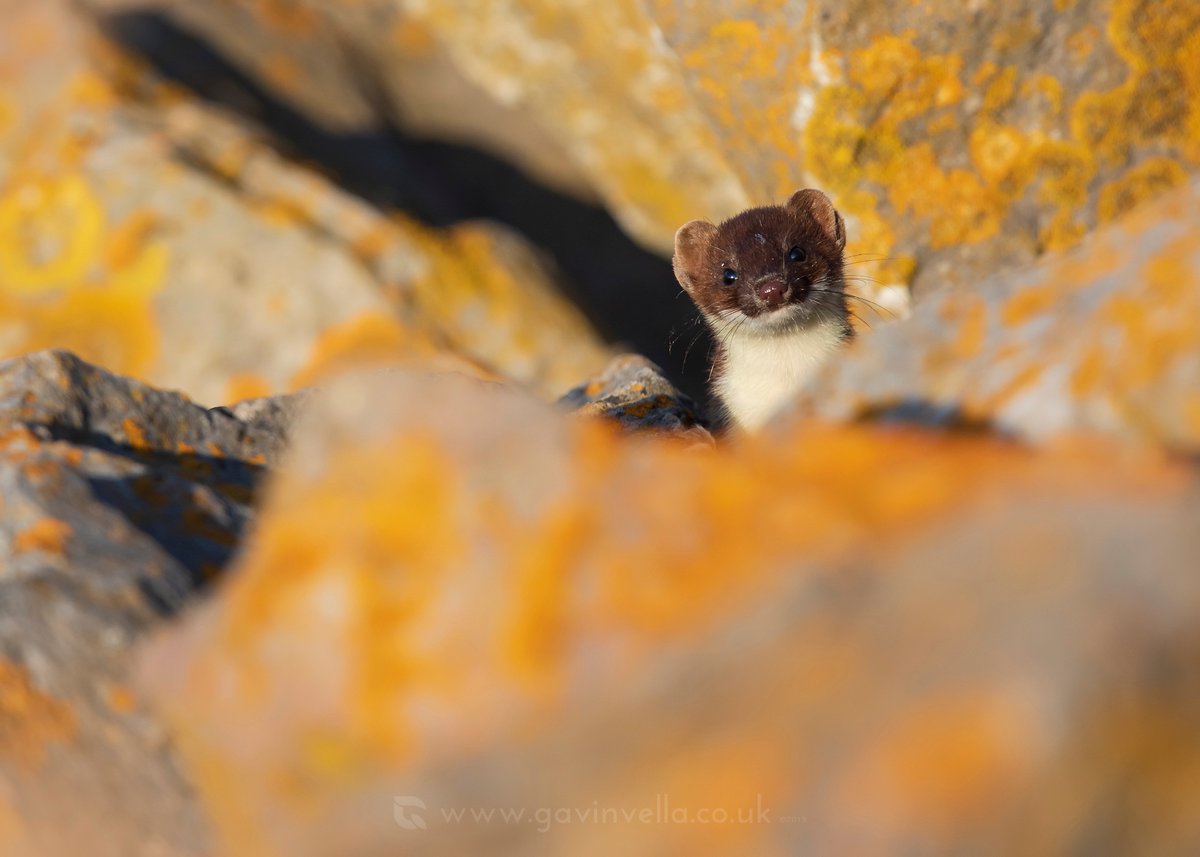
[410,474,1200,857]
[796,178,1200,450]
[560,354,712,442]
[0,349,297,857]
[4,3,1200,855]
[0,0,609,404]
[86,0,594,201]
[405,0,1198,307]
[141,368,1200,857]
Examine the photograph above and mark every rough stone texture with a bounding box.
[405,0,1198,307]
[0,0,609,405]
[0,349,297,857]
[4,1,1200,854]
[795,178,1200,449]
[85,0,595,201]
[560,354,712,442]
[380,0,754,254]
[143,369,1200,857]
[83,1,1200,310]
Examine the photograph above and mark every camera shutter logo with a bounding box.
[393,796,428,830]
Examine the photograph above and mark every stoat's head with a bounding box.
[672,189,848,337]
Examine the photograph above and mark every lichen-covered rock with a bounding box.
[0,0,609,404]
[401,0,753,253]
[409,479,1200,857]
[86,0,594,201]
[560,353,712,441]
[143,368,1200,857]
[403,0,1199,306]
[797,177,1200,449]
[0,349,298,857]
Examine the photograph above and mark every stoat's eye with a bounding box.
[722,268,738,285]
[787,246,807,263]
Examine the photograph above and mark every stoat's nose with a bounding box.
[756,279,787,308]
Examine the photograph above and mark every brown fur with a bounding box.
[672,189,853,426]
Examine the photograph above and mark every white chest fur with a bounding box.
[715,321,845,431]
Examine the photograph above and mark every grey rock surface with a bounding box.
[560,354,712,442]
[792,180,1200,450]
[0,349,298,857]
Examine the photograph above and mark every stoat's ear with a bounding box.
[787,188,846,250]
[672,220,718,295]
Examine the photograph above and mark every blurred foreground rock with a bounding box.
[0,349,296,857]
[142,368,1200,857]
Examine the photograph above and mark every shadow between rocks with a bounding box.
[33,422,268,616]
[96,10,715,405]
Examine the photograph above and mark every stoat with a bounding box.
[672,189,853,432]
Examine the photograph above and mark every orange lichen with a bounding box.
[398,217,608,391]
[0,658,76,769]
[288,310,443,391]
[348,221,396,261]
[950,299,987,359]
[1070,345,1107,396]
[837,685,1041,836]
[175,403,1191,786]
[0,174,168,377]
[390,18,438,54]
[1067,25,1101,61]
[0,174,104,293]
[980,66,1019,114]
[620,395,673,419]
[225,373,273,403]
[121,418,149,449]
[1098,158,1188,224]
[1001,283,1057,326]
[104,684,138,715]
[13,518,72,556]
[966,364,1046,418]
[804,34,1016,265]
[502,501,594,691]
[1070,0,1200,167]
[792,0,1198,296]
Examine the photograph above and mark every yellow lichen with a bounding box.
[837,685,1041,836]
[0,174,168,377]
[288,310,446,392]
[1098,158,1189,224]
[794,1,1197,293]
[0,658,76,769]
[13,518,73,556]
[225,373,274,403]
[1001,283,1057,326]
[121,418,149,449]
